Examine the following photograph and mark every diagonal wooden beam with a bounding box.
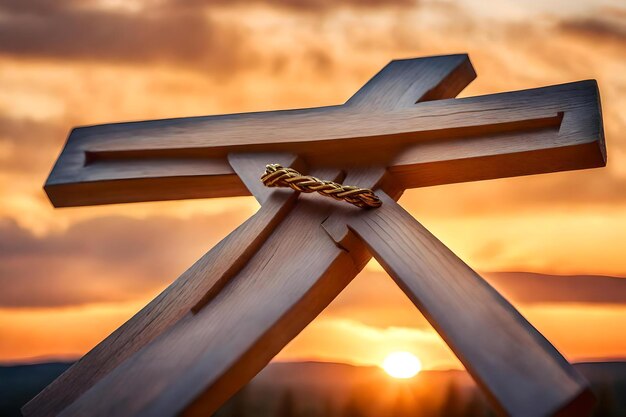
[23,155,301,417]
[322,189,594,417]
[57,169,361,417]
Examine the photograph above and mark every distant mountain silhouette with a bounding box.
[484,272,626,304]
[2,360,625,417]
[0,362,73,417]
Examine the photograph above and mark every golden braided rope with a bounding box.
[261,164,382,209]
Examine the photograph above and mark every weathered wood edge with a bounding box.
[44,54,476,207]
[44,80,604,207]
[322,191,594,417]
[55,168,361,417]
[22,155,300,417]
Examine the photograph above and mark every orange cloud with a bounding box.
[0,1,251,74]
[0,0,624,367]
[0,213,252,308]
[485,272,626,305]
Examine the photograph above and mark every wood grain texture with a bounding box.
[45,76,604,206]
[323,192,594,417]
[57,169,362,417]
[30,54,604,417]
[227,153,303,205]
[22,154,300,417]
[345,55,476,109]
[44,55,475,207]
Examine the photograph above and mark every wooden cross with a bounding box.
[27,54,605,417]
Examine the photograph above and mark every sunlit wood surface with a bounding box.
[26,54,604,417]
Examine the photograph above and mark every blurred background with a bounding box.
[0,0,625,415]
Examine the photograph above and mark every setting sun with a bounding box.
[382,351,422,379]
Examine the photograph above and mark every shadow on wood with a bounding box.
[26,54,605,417]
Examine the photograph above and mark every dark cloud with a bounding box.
[485,272,626,305]
[336,270,626,314]
[0,1,250,74]
[0,212,247,308]
[171,0,414,11]
[0,0,411,71]
[0,0,77,15]
[559,15,626,42]
[2,212,625,310]
[322,269,626,331]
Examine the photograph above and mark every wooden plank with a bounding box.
[391,97,605,189]
[82,82,594,153]
[57,170,363,417]
[22,154,299,417]
[323,191,594,417]
[44,54,478,207]
[345,54,476,109]
[227,153,303,205]
[45,79,604,207]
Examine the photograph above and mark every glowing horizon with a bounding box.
[0,0,625,371]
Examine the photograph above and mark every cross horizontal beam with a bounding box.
[45,57,604,207]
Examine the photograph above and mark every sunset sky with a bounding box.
[0,0,625,371]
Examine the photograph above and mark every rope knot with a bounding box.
[261,164,382,209]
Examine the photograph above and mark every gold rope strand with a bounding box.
[261,164,382,209]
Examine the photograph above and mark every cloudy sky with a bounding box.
[0,0,625,370]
